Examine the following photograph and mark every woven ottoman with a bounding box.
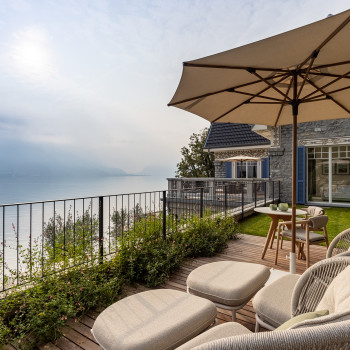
[187,261,270,321]
[91,289,217,350]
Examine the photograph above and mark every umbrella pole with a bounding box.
[290,74,298,274]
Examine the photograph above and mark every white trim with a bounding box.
[299,136,350,147]
[204,145,270,152]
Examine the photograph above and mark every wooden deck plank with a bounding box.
[61,327,100,350]
[39,234,326,349]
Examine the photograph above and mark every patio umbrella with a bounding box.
[168,10,350,273]
[222,155,261,178]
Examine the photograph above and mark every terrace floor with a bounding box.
[7,234,327,350]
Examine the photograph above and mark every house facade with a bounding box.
[204,119,350,207]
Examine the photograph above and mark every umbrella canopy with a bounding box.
[169,10,350,273]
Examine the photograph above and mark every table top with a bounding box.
[254,207,305,216]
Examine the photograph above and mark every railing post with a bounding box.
[241,182,244,220]
[200,188,204,218]
[264,182,267,206]
[254,182,257,208]
[272,181,275,204]
[162,191,167,239]
[99,196,103,263]
[224,185,227,216]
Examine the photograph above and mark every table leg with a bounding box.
[261,217,278,259]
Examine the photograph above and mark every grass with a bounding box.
[238,205,350,242]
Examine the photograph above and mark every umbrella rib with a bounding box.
[302,70,350,100]
[297,51,318,100]
[303,84,350,102]
[313,60,350,70]
[309,71,350,80]
[251,70,292,101]
[183,62,289,73]
[211,74,291,123]
[167,73,289,107]
[297,13,350,69]
[300,73,350,114]
[274,79,293,127]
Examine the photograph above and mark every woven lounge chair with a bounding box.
[178,320,350,350]
[179,258,350,349]
[253,255,350,331]
[327,228,350,258]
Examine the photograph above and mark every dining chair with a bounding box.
[275,215,329,267]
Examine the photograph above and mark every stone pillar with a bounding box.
[214,160,225,178]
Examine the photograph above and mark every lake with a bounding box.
[0,175,168,205]
[0,174,169,281]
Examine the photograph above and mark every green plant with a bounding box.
[0,213,238,347]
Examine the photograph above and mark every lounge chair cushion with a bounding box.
[275,309,329,331]
[289,310,350,329]
[91,289,217,350]
[253,274,300,328]
[316,266,350,314]
[187,261,270,307]
[177,322,252,350]
[282,229,325,242]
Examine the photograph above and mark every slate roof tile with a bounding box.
[204,123,270,149]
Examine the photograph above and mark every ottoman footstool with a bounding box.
[91,289,217,350]
[187,261,270,321]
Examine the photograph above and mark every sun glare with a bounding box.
[10,27,54,81]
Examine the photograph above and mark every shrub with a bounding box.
[0,213,238,347]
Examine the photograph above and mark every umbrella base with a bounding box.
[290,252,296,274]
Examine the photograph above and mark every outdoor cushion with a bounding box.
[275,310,329,331]
[253,274,300,328]
[91,289,217,350]
[289,310,350,330]
[316,265,350,314]
[187,261,270,307]
[307,206,325,216]
[282,229,325,242]
[177,322,252,350]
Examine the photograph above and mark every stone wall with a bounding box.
[269,118,350,203]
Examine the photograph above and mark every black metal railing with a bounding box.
[0,180,280,292]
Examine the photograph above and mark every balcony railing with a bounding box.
[0,180,280,293]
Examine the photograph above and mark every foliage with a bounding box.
[0,210,238,347]
[111,203,144,238]
[44,208,99,264]
[176,128,215,178]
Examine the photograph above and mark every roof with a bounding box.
[204,123,270,150]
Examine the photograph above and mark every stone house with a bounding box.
[204,119,350,207]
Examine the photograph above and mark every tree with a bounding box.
[176,128,215,177]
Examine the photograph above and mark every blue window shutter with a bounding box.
[261,157,269,178]
[297,146,306,204]
[225,162,232,178]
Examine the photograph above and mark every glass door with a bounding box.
[307,145,350,204]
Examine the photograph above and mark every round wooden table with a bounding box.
[254,207,306,259]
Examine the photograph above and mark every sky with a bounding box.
[0,0,349,176]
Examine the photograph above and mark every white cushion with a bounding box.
[316,265,350,314]
[253,274,300,328]
[187,261,270,307]
[177,322,252,349]
[92,289,217,350]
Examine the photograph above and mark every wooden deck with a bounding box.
[9,234,327,349]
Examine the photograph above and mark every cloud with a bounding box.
[0,0,349,174]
